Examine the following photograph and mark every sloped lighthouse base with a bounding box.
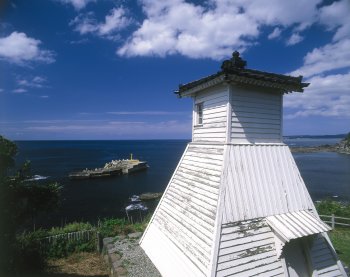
[140,52,347,276]
[141,144,346,276]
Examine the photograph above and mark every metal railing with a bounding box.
[319,214,350,229]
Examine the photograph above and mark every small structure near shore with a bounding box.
[69,157,148,180]
[140,52,347,276]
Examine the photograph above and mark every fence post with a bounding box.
[331,214,335,229]
[97,231,103,253]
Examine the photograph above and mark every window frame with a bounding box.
[195,102,203,126]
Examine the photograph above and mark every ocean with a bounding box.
[15,138,350,228]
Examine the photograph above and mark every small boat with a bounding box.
[125,203,148,212]
[130,195,141,202]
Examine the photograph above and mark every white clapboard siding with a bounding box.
[195,86,228,104]
[193,87,228,143]
[140,144,225,276]
[231,88,282,143]
[310,235,345,277]
[216,219,284,277]
[221,145,314,223]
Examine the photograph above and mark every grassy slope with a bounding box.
[329,228,350,267]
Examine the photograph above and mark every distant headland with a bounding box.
[290,133,350,154]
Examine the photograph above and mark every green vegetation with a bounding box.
[345,132,350,147]
[98,217,149,238]
[328,228,350,267]
[315,199,350,267]
[14,216,150,268]
[0,135,61,274]
[49,222,94,235]
[315,199,350,217]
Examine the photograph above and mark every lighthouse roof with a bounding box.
[177,51,309,97]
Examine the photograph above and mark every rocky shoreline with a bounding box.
[290,136,350,154]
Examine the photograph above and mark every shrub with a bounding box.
[98,216,149,238]
[315,199,350,217]
[49,222,93,236]
[15,232,48,272]
[45,237,95,258]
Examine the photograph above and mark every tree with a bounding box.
[0,135,61,274]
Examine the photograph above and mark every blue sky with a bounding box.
[0,0,349,140]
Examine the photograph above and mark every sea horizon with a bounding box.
[13,137,350,229]
[11,132,348,142]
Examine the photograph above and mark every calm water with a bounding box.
[15,139,350,228]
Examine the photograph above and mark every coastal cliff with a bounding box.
[336,133,350,154]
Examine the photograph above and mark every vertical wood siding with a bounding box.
[221,145,314,223]
[141,143,225,276]
[193,87,229,143]
[216,219,284,277]
[230,88,282,144]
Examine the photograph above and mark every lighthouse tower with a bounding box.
[140,52,347,277]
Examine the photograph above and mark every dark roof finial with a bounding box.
[221,51,247,71]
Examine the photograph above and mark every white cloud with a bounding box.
[291,39,350,78]
[22,119,191,139]
[318,0,350,42]
[284,72,350,118]
[17,76,47,88]
[57,0,95,10]
[107,111,187,115]
[0,88,4,93]
[12,88,27,93]
[0,32,55,65]
[286,33,304,46]
[268,27,282,40]
[71,7,132,40]
[117,0,323,59]
[243,0,321,27]
[285,0,350,121]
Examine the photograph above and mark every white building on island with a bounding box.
[140,52,348,277]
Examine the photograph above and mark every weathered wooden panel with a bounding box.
[179,161,222,177]
[141,224,205,277]
[141,143,224,276]
[183,154,223,166]
[231,88,282,143]
[172,177,219,198]
[216,219,284,277]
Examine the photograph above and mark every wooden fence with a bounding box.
[39,229,96,244]
[37,229,104,252]
[320,214,350,229]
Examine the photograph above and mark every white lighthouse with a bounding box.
[140,52,347,277]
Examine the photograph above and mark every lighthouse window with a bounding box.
[196,103,203,125]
